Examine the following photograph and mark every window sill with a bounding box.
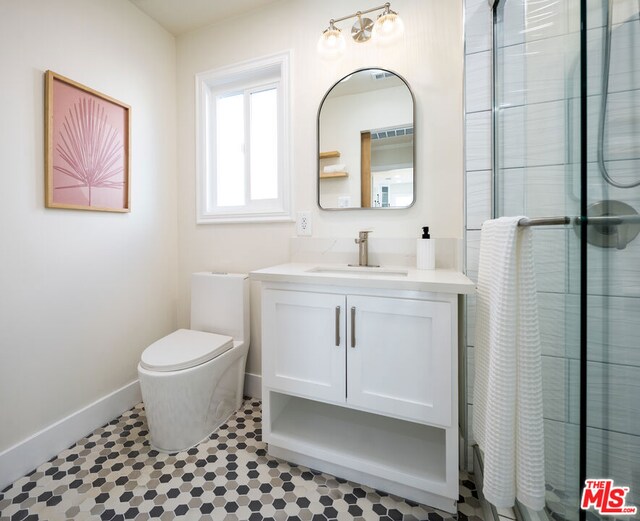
[197,213,294,225]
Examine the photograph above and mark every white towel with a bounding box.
[473,217,545,511]
[323,164,347,173]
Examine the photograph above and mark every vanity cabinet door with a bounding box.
[346,295,452,426]
[262,289,346,404]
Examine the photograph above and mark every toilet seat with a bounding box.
[140,329,234,372]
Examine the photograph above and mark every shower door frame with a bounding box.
[489,1,589,521]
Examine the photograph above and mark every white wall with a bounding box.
[0,0,177,452]
[176,0,464,375]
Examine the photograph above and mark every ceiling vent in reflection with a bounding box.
[371,71,395,81]
[371,125,413,140]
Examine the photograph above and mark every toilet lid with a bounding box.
[140,329,234,372]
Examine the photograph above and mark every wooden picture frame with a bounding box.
[45,71,130,212]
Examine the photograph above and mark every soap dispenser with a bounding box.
[416,226,435,270]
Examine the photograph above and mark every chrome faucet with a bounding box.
[351,231,379,267]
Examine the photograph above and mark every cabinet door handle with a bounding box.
[335,306,341,346]
[351,306,356,348]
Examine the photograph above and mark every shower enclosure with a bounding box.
[492,0,639,520]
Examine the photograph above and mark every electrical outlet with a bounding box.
[296,211,312,236]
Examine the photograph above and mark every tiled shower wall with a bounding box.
[463,0,492,471]
[463,0,640,510]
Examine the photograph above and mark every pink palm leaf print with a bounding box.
[54,97,124,206]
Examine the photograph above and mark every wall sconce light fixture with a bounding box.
[317,2,405,60]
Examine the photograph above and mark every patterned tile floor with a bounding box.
[0,399,484,521]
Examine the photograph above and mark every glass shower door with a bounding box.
[493,0,640,520]
[584,0,640,518]
[494,0,583,519]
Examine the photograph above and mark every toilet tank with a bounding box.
[190,272,250,345]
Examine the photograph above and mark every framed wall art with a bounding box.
[45,71,130,212]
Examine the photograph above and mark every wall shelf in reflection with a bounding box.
[319,150,341,159]
[319,171,348,179]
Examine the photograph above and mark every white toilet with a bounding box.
[138,272,250,452]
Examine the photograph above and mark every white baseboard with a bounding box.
[1,373,262,491]
[0,380,141,491]
[243,372,262,399]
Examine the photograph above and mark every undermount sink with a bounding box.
[307,266,409,277]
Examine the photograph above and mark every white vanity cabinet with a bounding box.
[262,290,346,404]
[252,264,475,514]
[345,294,452,426]
[262,289,452,427]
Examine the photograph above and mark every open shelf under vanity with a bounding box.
[264,391,456,513]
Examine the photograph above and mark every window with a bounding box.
[196,52,291,223]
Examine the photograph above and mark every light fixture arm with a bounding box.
[329,2,391,24]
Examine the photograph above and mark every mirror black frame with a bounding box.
[317,67,416,211]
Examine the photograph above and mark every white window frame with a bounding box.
[196,51,292,223]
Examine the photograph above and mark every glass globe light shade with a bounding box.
[317,27,346,60]
[372,12,405,45]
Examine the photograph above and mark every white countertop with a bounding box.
[250,263,476,295]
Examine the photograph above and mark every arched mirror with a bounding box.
[317,68,415,210]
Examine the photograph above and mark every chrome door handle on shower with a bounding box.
[335,306,341,346]
[350,306,356,348]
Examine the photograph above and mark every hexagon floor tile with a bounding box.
[0,399,484,520]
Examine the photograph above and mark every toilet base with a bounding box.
[148,406,238,454]
[138,340,247,453]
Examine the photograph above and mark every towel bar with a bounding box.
[517,215,640,227]
[516,208,640,249]
[517,216,571,227]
